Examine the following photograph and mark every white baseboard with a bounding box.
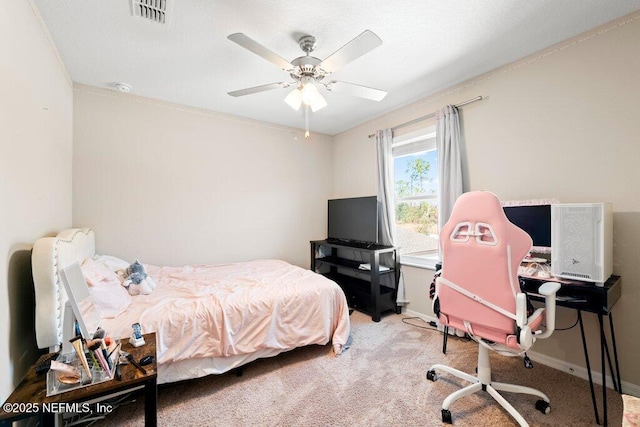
[526,349,640,397]
[401,308,640,398]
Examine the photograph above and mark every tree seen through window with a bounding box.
[394,149,439,255]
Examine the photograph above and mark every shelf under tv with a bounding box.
[310,240,400,322]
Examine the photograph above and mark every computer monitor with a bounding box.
[502,199,558,254]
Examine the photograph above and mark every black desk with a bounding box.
[520,275,621,426]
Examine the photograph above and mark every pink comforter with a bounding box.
[101,259,350,364]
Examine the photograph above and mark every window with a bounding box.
[392,127,439,268]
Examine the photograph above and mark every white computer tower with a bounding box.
[551,203,612,284]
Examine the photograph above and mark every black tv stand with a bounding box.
[310,240,400,322]
[326,239,389,250]
[326,237,348,245]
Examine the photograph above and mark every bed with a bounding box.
[31,228,351,384]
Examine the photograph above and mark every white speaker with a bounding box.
[551,203,612,284]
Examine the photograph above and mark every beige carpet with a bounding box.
[96,311,622,426]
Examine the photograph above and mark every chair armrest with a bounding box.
[538,281,561,296]
[536,281,561,339]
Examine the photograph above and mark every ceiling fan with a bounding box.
[227,30,387,114]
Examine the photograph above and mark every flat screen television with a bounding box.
[328,196,379,245]
[502,199,557,254]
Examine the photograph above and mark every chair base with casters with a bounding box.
[427,343,550,426]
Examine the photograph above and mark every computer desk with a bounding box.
[520,275,622,427]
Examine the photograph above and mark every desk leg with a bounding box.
[609,313,622,393]
[602,335,618,393]
[598,314,608,427]
[442,326,449,354]
[145,377,158,427]
[578,310,600,425]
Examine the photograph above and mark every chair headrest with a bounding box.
[441,190,532,264]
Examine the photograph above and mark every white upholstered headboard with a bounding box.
[32,228,95,350]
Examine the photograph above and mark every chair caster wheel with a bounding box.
[535,399,551,414]
[426,370,437,381]
[441,409,452,423]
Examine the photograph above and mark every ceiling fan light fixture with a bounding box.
[301,80,322,105]
[284,87,302,110]
[310,95,327,112]
[285,80,326,112]
[300,79,327,111]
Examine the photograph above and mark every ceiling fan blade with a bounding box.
[228,33,294,71]
[228,82,288,97]
[327,81,387,102]
[319,30,382,74]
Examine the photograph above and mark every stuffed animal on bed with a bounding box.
[118,260,157,296]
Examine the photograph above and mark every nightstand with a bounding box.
[0,332,157,427]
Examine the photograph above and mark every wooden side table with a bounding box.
[0,332,157,427]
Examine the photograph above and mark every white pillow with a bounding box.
[81,258,132,319]
[92,254,130,272]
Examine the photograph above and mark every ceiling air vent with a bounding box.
[131,0,169,25]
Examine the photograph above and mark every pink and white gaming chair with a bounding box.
[426,191,560,426]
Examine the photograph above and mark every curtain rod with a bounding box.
[367,95,483,138]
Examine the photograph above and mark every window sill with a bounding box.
[400,253,439,270]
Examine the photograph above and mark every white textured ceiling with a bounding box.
[34,0,640,135]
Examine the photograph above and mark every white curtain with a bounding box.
[436,105,463,233]
[375,129,408,306]
[376,129,395,246]
[436,105,463,335]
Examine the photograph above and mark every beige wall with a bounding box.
[72,86,334,268]
[0,0,73,401]
[333,12,640,390]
